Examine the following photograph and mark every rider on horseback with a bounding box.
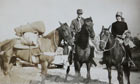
[70,9,84,44]
[70,9,85,53]
[69,9,96,66]
[100,12,135,67]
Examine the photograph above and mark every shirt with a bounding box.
[111,21,128,37]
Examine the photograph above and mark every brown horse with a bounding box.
[0,22,74,77]
[99,26,131,84]
[65,17,96,82]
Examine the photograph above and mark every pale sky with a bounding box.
[0,0,140,41]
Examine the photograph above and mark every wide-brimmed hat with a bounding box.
[116,11,123,17]
[77,9,83,14]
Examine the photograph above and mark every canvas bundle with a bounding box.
[14,21,46,36]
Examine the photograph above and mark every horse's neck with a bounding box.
[44,30,60,52]
[106,35,115,49]
[77,27,89,49]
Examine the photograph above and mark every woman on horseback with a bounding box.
[100,11,135,67]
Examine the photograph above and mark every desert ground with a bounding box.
[0,54,140,84]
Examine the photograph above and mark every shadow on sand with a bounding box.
[31,74,109,84]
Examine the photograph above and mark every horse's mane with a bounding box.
[43,27,60,39]
[77,24,89,49]
[43,30,55,39]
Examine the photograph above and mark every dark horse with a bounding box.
[65,17,96,82]
[0,22,74,77]
[99,26,131,84]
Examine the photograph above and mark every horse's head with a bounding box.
[58,22,74,46]
[84,17,95,39]
[99,26,111,51]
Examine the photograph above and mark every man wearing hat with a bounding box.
[70,9,84,37]
[68,9,96,67]
[70,9,84,53]
[100,12,135,67]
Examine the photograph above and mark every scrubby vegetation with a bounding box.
[132,36,140,71]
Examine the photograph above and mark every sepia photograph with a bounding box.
[0,0,140,84]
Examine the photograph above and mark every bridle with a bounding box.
[53,26,71,48]
[100,32,116,52]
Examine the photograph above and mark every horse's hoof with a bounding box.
[64,78,67,82]
[84,79,90,84]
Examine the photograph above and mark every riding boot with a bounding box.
[128,50,136,68]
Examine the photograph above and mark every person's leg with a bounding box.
[124,45,135,67]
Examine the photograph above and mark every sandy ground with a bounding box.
[0,54,140,84]
[0,64,140,84]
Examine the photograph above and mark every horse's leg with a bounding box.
[123,64,130,84]
[86,62,91,80]
[3,49,14,76]
[40,61,48,84]
[3,56,13,76]
[117,65,124,84]
[65,50,73,81]
[107,66,112,84]
[74,60,81,82]
[74,61,81,77]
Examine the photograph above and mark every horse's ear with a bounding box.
[59,21,62,26]
[90,16,92,19]
[108,25,111,30]
[102,25,104,29]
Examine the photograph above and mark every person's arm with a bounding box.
[111,23,116,37]
[125,22,128,30]
[70,20,75,37]
[122,22,129,39]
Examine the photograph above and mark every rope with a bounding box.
[54,30,58,48]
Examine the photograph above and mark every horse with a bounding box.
[0,22,74,77]
[99,26,131,84]
[65,17,96,82]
